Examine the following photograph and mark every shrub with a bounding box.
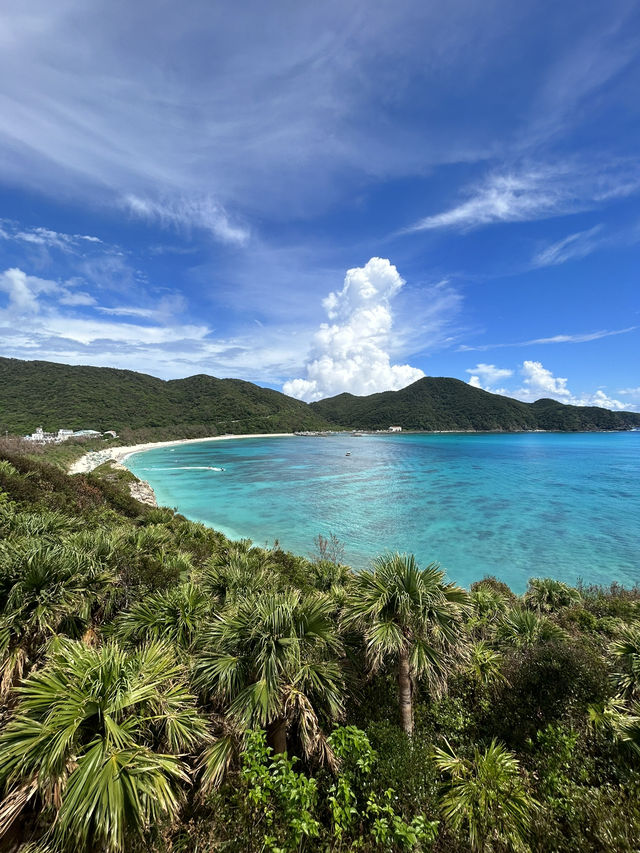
[488,638,610,744]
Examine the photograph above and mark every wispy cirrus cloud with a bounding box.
[458,326,636,352]
[1,221,103,252]
[532,220,640,267]
[533,224,604,266]
[122,195,249,245]
[406,161,640,233]
[0,265,317,383]
[0,0,516,240]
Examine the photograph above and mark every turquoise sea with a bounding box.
[125,432,640,592]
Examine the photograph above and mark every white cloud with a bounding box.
[465,363,513,384]
[283,257,425,402]
[0,266,206,345]
[464,358,632,410]
[533,224,604,266]
[407,162,640,233]
[579,390,630,411]
[465,362,513,394]
[58,290,96,307]
[122,195,249,245]
[0,222,103,252]
[458,326,636,352]
[514,360,572,401]
[0,1,523,213]
[14,227,75,250]
[532,220,640,267]
[96,306,157,318]
[6,0,634,242]
[0,265,315,383]
[513,361,628,409]
[0,267,58,313]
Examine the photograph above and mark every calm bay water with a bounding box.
[125,432,640,592]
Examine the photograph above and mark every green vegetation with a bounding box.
[310,376,640,431]
[0,357,334,439]
[2,359,640,445]
[0,446,639,852]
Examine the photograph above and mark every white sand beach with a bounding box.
[68,433,295,475]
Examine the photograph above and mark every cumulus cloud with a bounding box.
[514,360,572,401]
[283,258,425,402]
[513,361,628,409]
[578,390,631,411]
[464,359,632,410]
[0,267,59,313]
[466,363,513,394]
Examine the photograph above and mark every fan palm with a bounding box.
[114,582,210,651]
[3,509,81,540]
[0,541,115,695]
[470,587,509,622]
[466,640,506,687]
[197,550,279,604]
[434,739,538,852]
[116,526,191,592]
[609,622,640,700]
[524,577,582,613]
[342,553,469,736]
[65,527,122,564]
[496,607,567,649]
[194,590,344,784]
[614,704,640,755]
[0,639,206,852]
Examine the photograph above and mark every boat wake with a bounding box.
[144,466,225,471]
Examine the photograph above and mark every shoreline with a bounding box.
[67,432,296,475]
[67,427,637,476]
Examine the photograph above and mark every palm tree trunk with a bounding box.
[397,647,413,736]
[267,718,288,754]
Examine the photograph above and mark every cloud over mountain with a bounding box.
[283,258,424,402]
[465,358,630,410]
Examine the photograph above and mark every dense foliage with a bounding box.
[2,359,640,442]
[0,449,639,852]
[310,377,640,431]
[0,357,334,438]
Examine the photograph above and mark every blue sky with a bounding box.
[0,0,639,408]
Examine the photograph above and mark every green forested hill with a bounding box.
[310,377,640,431]
[0,357,334,438]
[2,359,639,438]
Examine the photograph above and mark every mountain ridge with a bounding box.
[310,376,640,432]
[1,358,639,438]
[0,357,333,438]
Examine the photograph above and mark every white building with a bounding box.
[24,426,104,443]
[24,426,57,443]
[388,425,402,432]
